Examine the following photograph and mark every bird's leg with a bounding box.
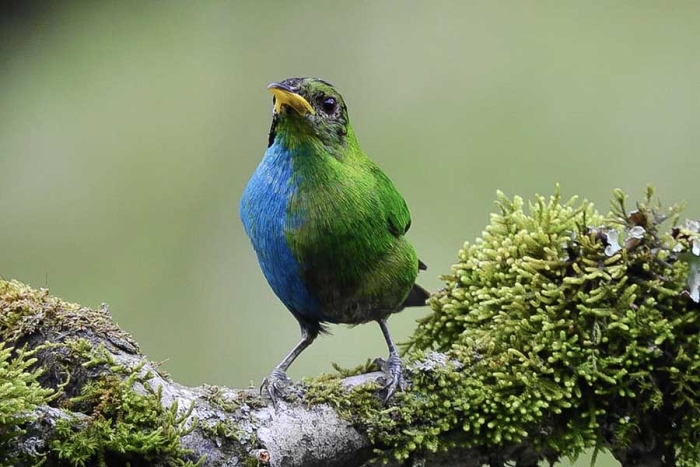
[261,323,317,408]
[377,318,407,403]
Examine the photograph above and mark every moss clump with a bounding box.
[0,280,82,343]
[0,343,54,464]
[407,188,700,464]
[305,188,700,465]
[49,363,202,467]
[0,279,204,466]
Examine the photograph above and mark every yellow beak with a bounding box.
[267,83,315,116]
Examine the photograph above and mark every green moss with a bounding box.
[202,385,242,414]
[49,363,203,467]
[330,359,379,378]
[0,279,204,466]
[0,343,54,465]
[0,280,81,343]
[304,188,700,465]
[200,385,256,444]
[0,279,137,354]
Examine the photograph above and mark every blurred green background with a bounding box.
[1,3,699,465]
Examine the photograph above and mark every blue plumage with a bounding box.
[239,140,324,324]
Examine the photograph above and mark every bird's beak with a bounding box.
[268,83,315,116]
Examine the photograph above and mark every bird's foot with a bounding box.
[375,353,407,404]
[260,368,292,408]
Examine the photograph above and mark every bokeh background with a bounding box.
[2,3,699,465]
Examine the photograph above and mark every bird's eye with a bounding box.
[321,96,337,114]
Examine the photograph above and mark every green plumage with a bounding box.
[287,123,420,324]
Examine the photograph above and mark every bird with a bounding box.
[240,77,429,406]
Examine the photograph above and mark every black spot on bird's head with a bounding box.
[267,77,351,150]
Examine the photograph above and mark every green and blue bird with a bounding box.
[240,77,429,405]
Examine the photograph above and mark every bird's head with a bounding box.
[266,77,352,151]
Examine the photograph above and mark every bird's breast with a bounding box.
[239,143,324,321]
[241,141,417,325]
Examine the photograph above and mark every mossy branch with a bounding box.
[1,188,699,467]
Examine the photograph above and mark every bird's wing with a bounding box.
[369,166,412,238]
[367,161,428,272]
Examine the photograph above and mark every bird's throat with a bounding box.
[267,118,318,155]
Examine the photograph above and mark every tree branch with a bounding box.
[3,189,699,467]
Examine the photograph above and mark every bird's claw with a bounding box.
[377,353,407,403]
[260,368,291,408]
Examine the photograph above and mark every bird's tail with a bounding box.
[400,284,431,309]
